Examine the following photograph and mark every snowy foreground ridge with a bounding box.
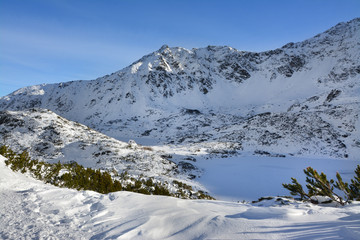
[1,155,360,240]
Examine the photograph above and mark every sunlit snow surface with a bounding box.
[1,155,360,240]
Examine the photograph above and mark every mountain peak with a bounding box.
[158,44,170,52]
[322,17,359,37]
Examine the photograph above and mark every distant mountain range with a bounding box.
[1,18,359,167]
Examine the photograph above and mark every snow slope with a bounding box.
[1,155,360,240]
[0,108,215,197]
[0,108,175,176]
[0,18,359,158]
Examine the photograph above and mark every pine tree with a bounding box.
[282,177,310,200]
[304,167,345,205]
[348,165,360,201]
[283,165,360,205]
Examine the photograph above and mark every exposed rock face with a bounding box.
[0,18,359,159]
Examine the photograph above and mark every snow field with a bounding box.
[1,155,360,239]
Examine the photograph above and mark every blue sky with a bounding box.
[0,0,359,97]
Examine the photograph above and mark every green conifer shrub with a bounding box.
[283,165,360,205]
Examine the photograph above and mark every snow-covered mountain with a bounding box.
[0,18,359,159]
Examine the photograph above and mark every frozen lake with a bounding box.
[195,155,360,201]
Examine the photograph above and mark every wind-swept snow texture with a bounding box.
[1,155,360,240]
[1,18,359,159]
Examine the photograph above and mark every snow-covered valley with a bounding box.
[0,18,360,239]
